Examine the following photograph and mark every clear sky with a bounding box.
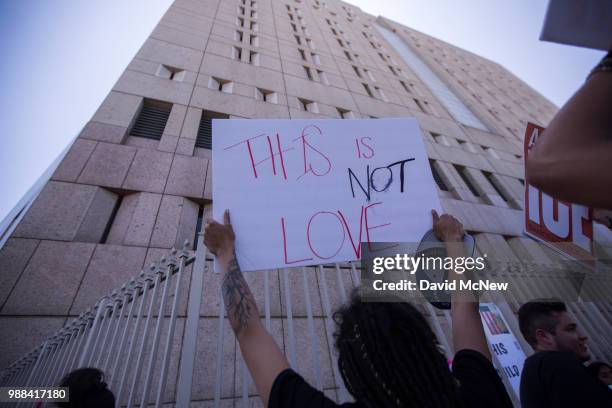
[0,0,604,224]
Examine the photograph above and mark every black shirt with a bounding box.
[520,351,612,408]
[269,349,513,407]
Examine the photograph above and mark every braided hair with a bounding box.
[333,290,464,408]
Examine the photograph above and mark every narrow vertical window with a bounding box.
[304,65,313,80]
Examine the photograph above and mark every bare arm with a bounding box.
[205,210,290,407]
[526,68,612,208]
[432,210,491,361]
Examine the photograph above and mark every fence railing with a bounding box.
[2,232,611,408]
[0,241,194,408]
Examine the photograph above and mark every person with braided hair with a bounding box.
[204,209,513,407]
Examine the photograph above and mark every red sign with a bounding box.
[524,123,594,262]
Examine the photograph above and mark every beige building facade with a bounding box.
[1,0,611,405]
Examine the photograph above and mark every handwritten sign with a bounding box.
[523,123,594,262]
[213,119,442,272]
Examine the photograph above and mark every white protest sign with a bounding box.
[479,303,526,398]
[213,118,442,272]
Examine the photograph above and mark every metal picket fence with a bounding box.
[0,242,194,408]
[3,230,611,408]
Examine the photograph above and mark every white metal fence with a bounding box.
[0,242,194,408]
[2,233,611,408]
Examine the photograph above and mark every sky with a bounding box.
[0,0,605,225]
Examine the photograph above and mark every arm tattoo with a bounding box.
[222,255,257,334]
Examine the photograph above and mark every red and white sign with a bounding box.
[213,119,442,272]
[523,123,594,262]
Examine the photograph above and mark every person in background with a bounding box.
[518,300,612,407]
[587,361,612,388]
[55,368,115,408]
[526,50,612,209]
[203,209,513,407]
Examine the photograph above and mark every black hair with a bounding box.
[587,361,612,378]
[518,299,567,348]
[56,368,115,408]
[333,290,464,407]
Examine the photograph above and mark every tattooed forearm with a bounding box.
[222,255,258,335]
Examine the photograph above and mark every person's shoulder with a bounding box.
[525,351,581,369]
[270,368,360,408]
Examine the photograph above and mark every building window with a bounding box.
[294,35,302,45]
[375,86,387,101]
[400,80,410,93]
[298,98,318,113]
[352,65,361,78]
[208,77,234,93]
[336,107,354,119]
[100,194,124,244]
[483,171,511,203]
[156,65,185,81]
[298,48,306,61]
[306,38,314,49]
[235,30,244,42]
[317,70,328,85]
[255,88,278,104]
[250,21,259,31]
[364,69,375,82]
[130,99,172,140]
[196,110,230,149]
[429,160,449,191]
[363,83,374,98]
[414,98,427,113]
[304,65,313,80]
[231,46,242,60]
[193,205,204,250]
[344,51,353,61]
[483,146,500,159]
[237,17,245,27]
[454,165,481,197]
[250,35,259,46]
[249,51,260,65]
[311,53,321,65]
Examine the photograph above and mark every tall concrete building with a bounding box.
[1,0,610,405]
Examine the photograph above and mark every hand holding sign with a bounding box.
[204,210,235,260]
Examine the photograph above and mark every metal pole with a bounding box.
[127,263,163,408]
[140,258,173,407]
[317,265,350,403]
[110,279,142,387]
[282,269,297,369]
[302,267,322,389]
[176,236,206,408]
[155,245,188,407]
[94,294,119,368]
[115,272,151,406]
[102,286,133,372]
[213,286,226,408]
[78,300,108,367]
[48,330,72,386]
[57,323,81,383]
[68,320,87,371]
[335,264,348,303]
